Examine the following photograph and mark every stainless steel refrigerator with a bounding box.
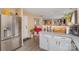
[0,15,21,51]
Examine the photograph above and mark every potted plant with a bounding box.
[30,28,34,38]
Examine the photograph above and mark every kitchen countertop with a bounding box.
[40,32,79,50]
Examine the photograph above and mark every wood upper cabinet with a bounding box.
[42,20,52,26]
[47,20,52,26]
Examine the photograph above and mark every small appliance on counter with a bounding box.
[42,25,52,32]
[70,25,79,36]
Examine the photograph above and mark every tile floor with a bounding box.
[15,36,77,51]
[16,37,45,51]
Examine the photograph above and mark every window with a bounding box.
[34,18,40,25]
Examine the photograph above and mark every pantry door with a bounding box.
[22,16,29,39]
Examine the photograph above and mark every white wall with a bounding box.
[71,12,75,24]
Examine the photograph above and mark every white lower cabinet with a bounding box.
[39,34,71,51]
[49,36,61,51]
[49,39,59,51]
[59,37,71,51]
[39,35,49,50]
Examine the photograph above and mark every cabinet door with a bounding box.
[49,39,57,51]
[60,37,71,51]
[49,36,61,51]
[39,35,48,50]
[22,16,29,39]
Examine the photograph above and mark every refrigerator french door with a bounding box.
[0,15,21,51]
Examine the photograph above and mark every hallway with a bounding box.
[16,38,45,51]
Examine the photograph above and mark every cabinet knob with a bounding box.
[56,41,57,44]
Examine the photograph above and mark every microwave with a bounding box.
[70,25,79,36]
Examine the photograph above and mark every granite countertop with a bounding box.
[40,32,79,50]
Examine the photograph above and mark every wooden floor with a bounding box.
[16,37,45,51]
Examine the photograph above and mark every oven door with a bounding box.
[71,25,79,36]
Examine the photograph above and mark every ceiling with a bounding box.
[23,8,75,19]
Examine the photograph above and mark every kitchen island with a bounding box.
[39,32,79,51]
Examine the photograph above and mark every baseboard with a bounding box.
[23,37,31,41]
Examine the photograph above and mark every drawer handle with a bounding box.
[47,40,48,42]
[56,41,60,45]
[56,41,57,44]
